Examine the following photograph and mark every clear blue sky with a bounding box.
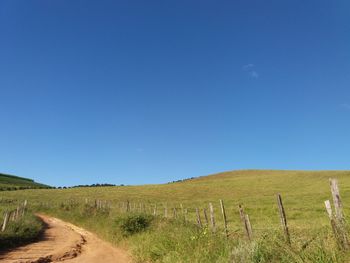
[1,1,349,186]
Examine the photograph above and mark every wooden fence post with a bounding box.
[10,211,16,222]
[209,202,216,232]
[219,199,228,238]
[276,193,290,244]
[325,200,341,245]
[1,212,9,232]
[22,200,27,217]
[153,204,157,216]
[16,206,20,221]
[327,179,349,250]
[126,200,130,212]
[239,204,253,241]
[196,208,203,228]
[330,179,344,222]
[173,208,177,219]
[245,214,253,240]
[203,208,209,226]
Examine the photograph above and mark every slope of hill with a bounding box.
[0,172,51,191]
[2,169,350,262]
[3,169,350,227]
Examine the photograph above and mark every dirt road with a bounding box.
[0,215,132,263]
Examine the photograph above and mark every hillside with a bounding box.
[2,169,350,227]
[2,169,350,262]
[0,172,51,191]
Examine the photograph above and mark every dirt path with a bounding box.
[0,215,132,263]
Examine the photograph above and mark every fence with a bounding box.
[3,179,349,249]
[1,200,27,232]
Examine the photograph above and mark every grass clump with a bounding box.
[127,219,232,263]
[231,229,345,263]
[0,214,43,250]
[118,214,152,236]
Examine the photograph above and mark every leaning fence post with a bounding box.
[325,200,341,245]
[239,204,253,241]
[330,179,344,222]
[1,212,9,232]
[245,214,253,240]
[327,179,349,250]
[219,199,228,238]
[276,193,290,244]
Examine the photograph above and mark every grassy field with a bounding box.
[1,170,350,262]
[0,173,50,191]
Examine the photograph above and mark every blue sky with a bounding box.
[1,1,350,186]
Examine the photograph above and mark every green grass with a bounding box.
[0,172,51,191]
[0,210,43,250]
[1,169,350,262]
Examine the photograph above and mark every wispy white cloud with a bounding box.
[242,64,254,70]
[250,71,259,78]
[340,103,350,110]
[242,64,259,79]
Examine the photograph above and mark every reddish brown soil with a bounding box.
[0,215,132,263]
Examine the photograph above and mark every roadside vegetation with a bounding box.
[0,202,43,250]
[2,170,350,262]
[36,202,347,262]
[0,214,43,250]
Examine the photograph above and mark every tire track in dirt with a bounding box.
[0,215,132,263]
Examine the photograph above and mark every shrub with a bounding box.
[119,214,152,236]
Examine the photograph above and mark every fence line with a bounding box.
[6,178,349,247]
[1,200,27,232]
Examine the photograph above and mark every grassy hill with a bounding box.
[2,169,350,262]
[2,170,350,227]
[0,172,50,191]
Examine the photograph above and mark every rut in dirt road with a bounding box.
[0,215,132,263]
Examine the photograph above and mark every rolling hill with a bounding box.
[0,172,51,191]
[2,169,350,262]
[2,169,350,228]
